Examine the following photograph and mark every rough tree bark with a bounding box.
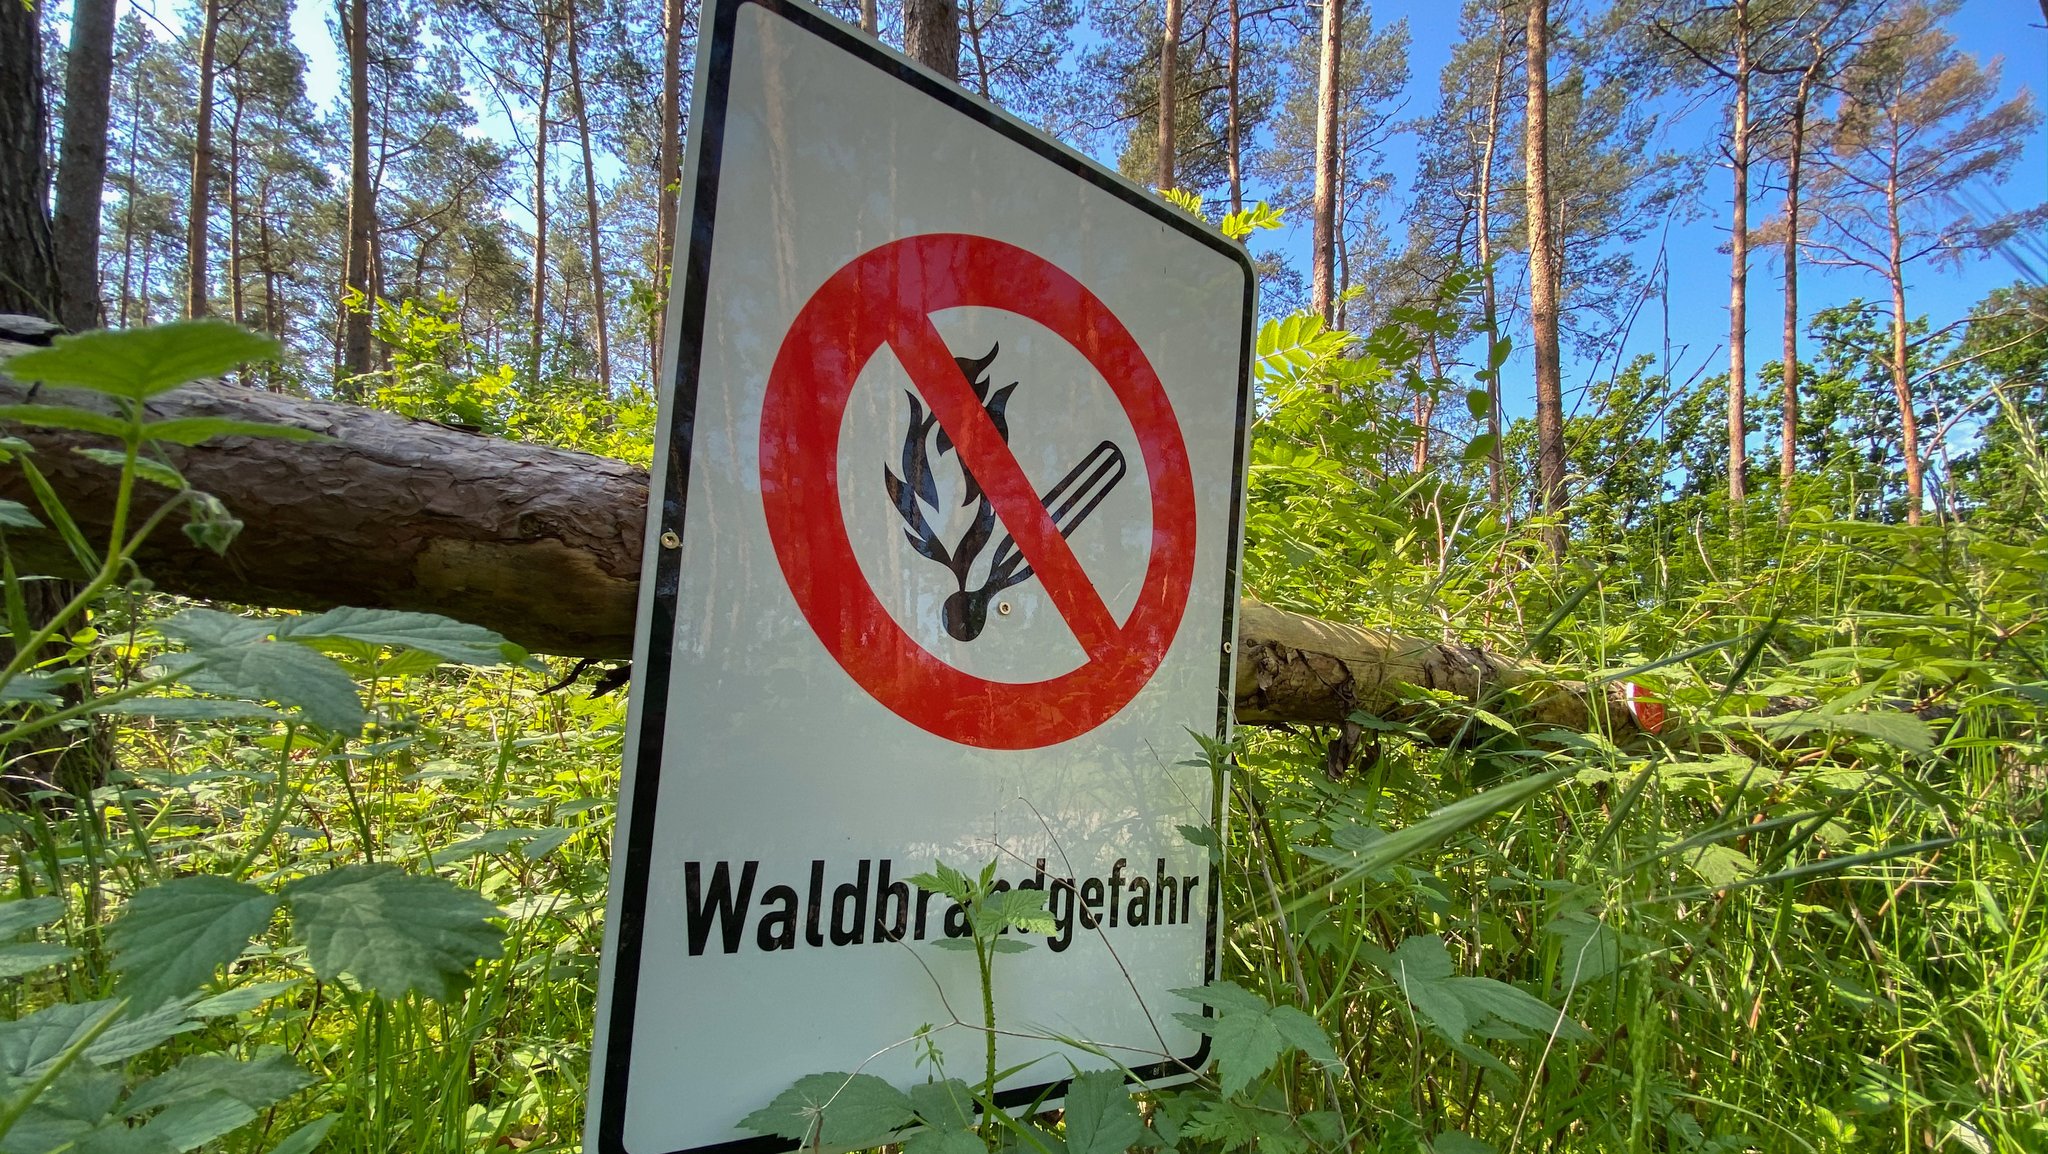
[53,0,118,333]
[1725,0,1750,518]
[653,0,685,381]
[340,0,375,385]
[1225,0,1241,214]
[0,370,1650,743]
[904,0,960,80]
[1310,0,1341,325]
[566,3,612,393]
[1524,0,1566,560]
[1158,0,1181,192]
[1,0,58,323]
[186,0,221,319]
[1779,57,1817,523]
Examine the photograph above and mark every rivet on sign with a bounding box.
[1223,642,1233,654]
[997,602,1012,616]
[660,530,682,549]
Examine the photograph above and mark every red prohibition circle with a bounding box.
[759,233,1197,750]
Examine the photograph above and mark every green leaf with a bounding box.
[3,321,281,400]
[188,980,301,1018]
[0,943,78,978]
[906,1128,985,1154]
[0,499,40,530]
[154,608,274,648]
[0,1000,198,1079]
[1431,1133,1496,1154]
[0,673,66,707]
[96,1093,257,1154]
[1059,1070,1145,1154]
[980,888,1055,936]
[122,1050,311,1117]
[1445,977,1589,1042]
[173,639,365,735]
[275,608,521,666]
[108,876,280,1008]
[1170,982,1339,1096]
[907,1079,976,1131]
[1747,708,1936,757]
[0,897,62,939]
[1465,389,1491,421]
[142,418,328,446]
[72,447,185,490]
[93,698,282,722]
[0,404,132,439]
[736,1072,915,1147]
[282,864,504,1000]
[264,1114,337,1154]
[1315,770,1574,888]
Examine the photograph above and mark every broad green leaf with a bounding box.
[3,321,280,400]
[72,447,184,490]
[142,417,327,445]
[1445,977,1589,1042]
[1183,1098,1304,1154]
[1545,915,1625,987]
[905,1128,984,1154]
[981,888,1055,936]
[1432,1133,1496,1154]
[1372,936,1466,1040]
[173,640,365,735]
[264,1114,337,1154]
[282,865,504,1000]
[0,500,41,530]
[0,674,65,707]
[108,876,279,1008]
[0,404,131,439]
[122,1050,311,1116]
[0,943,77,978]
[1747,708,1936,757]
[1059,1070,1145,1154]
[435,827,571,864]
[154,608,275,649]
[275,608,522,666]
[189,980,302,1018]
[736,1072,915,1147]
[0,897,62,939]
[0,1000,197,1079]
[1170,982,1339,1096]
[907,1079,976,1131]
[93,698,281,722]
[91,1092,256,1154]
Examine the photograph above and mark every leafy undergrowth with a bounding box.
[0,317,2043,1154]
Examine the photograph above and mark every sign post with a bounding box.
[589,1,1254,1150]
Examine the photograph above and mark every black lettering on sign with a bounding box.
[674,856,1202,956]
[684,860,758,956]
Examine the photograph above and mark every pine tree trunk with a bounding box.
[530,9,555,389]
[340,0,375,386]
[1725,1,1750,519]
[1,0,58,322]
[1226,0,1241,214]
[653,0,684,380]
[1476,13,1506,510]
[1524,0,1565,560]
[904,0,959,79]
[118,72,140,328]
[185,0,220,319]
[1887,182,1922,525]
[1157,0,1180,192]
[52,0,117,333]
[226,91,246,328]
[1310,0,1341,325]
[566,5,611,393]
[1779,65,1813,524]
[861,0,877,34]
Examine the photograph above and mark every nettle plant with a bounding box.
[0,321,523,1154]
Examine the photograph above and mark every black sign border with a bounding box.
[599,0,1257,1149]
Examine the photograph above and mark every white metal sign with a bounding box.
[588,0,1254,1148]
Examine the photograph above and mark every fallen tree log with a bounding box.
[0,373,1647,740]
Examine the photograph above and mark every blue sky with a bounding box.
[121,0,2047,426]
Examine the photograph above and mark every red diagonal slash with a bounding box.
[887,314,1123,662]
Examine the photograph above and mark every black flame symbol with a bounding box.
[883,343,1127,642]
